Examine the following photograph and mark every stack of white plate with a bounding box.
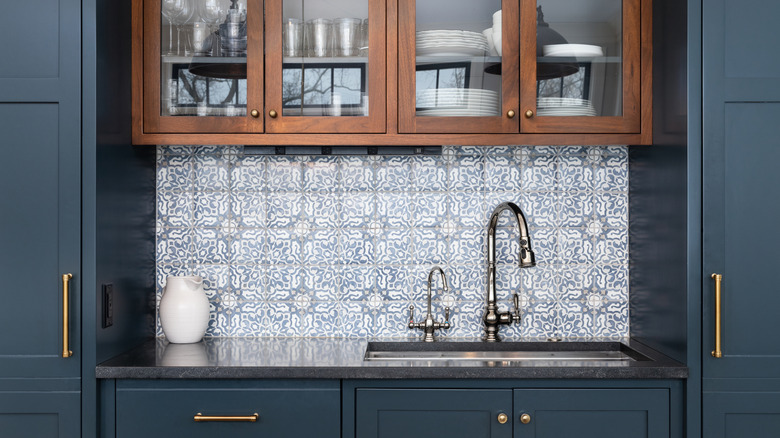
[417,88,499,116]
[537,97,597,117]
[416,30,489,57]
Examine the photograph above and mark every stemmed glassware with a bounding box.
[199,0,230,56]
[162,0,194,56]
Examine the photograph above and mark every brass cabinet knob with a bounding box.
[497,413,508,424]
[507,109,516,118]
[269,109,278,118]
[524,109,534,118]
[520,413,531,424]
[250,109,259,118]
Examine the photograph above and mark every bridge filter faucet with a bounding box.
[483,202,536,342]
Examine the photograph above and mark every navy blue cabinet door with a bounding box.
[702,0,780,379]
[0,391,80,437]
[0,0,81,378]
[355,389,513,438]
[703,392,780,438]
[514,389,669,438]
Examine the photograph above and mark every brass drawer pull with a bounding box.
[62,273,73,358]
[194,413,259,422]
[520,413,531,424]
[711,273,723,358]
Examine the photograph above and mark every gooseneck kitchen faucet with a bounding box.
[483,202,536,342]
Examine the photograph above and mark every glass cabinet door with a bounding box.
[264,0,386,133]
[144,0,263,133]
[519,0,642,133]
[399,0,519,134]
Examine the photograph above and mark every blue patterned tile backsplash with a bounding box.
[156,145,629,339]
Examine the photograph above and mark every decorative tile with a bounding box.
[376,193,411,228]
[339,266,377,300]
[157,191,193,228]
[194,154,230,191]
[448,155,484,192]
[449,228,484,265]
[266,193,303,228]
[267,229,302,264]
[339,193,375,228]
[340,156,374,192]
[266,157,303,192]
[303,230,339,264]
[194,191,231,227]
[412,192,448,227]
[155,145,630,339]
[303,156,339,192]
[231,192,266,228]
[448,192,484,228]
[412,229,447,265]
[375,156,412,191]
[412,155,447,192]
[339,229,375,265]
[230,228,266,265]
[485,155,523,192]
[307,194,340,228]
[230,155,265,192]
[303,266,339,301]
[267,265,303,300]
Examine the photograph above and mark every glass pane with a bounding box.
[282,0,369,117]
[536,0,623,117]
[160,0,248,117]
[415,0,502,117]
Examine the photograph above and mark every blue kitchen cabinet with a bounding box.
[114,380,340,438]
[703,392,780,438]
[513,389,669,437]
[0,0,82,436]
[0,390,80,438]
[701,0,780,433]
[351,386,672,438]
[355,388,513,438]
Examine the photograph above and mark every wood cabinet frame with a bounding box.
[132,0,652,145]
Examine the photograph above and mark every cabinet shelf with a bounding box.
[537,56,623,64]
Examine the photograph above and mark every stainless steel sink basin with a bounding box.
[363,341,649,362]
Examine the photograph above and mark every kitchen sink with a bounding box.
[363,341,650,362]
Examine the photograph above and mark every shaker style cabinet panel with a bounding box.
[0,391,80,438]
[355,388,513,438]
[115,381,340,438]
[702,0,780,380]
[703,392,780,438]
[513,389,670,438]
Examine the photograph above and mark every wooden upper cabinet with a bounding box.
[136,0,264,136]
[518,0,650,135]
[132,0,651,145]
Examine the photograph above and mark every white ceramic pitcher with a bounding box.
[159,276,210,343]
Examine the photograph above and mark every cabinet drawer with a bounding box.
[116,381,339,438]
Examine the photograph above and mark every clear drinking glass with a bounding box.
[305,18,333,57]
[199,0,229,55]
[283,18,304,57]
[333,18,362,57]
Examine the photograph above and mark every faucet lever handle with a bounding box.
[408,305,416,328]
[444,306,450,323]
[512,293,521,322]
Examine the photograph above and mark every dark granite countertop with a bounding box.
[96,337,688,380]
